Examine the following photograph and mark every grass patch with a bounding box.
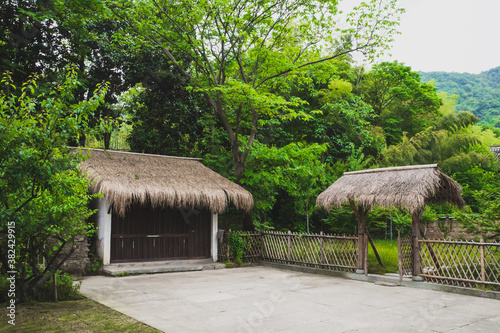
[223,261,253,268]
[0,298,161,332]
[368,239,400,275]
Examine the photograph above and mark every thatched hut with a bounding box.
[316,164,465,278]
[79,148,253,265]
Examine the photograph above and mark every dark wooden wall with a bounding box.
[111,204,211,262]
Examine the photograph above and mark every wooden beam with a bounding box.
[349,199,369,273]
[344,164,438,175]
[366,228,383,267]
[411,209,424,281]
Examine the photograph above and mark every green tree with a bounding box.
[0,0,71,86]
[126,66,211,157]
[108,0,403,181]
[0,70,106,301]
[0,0,142,147]
[380,111,488,170]
[241,142,329,230]
[380,104,499,211]
[358,61,441,145]
[257,61,385,163]
[456,170,500,240]
[420,67,500,123]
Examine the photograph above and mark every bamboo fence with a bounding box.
[218,230,500,291]
[218,230,358,272]
[398,236,413,281]
[217,231,262,263]
[419,238,500,290]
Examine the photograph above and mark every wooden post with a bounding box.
[357,223,365,273]
[411,210,424,281]
[53,273,58,303]
[320,231,325,264]
[211,213,218,262]
[259,228,265,260]
[287,230,292,262]
[366,228,383,267]
[397,230,402,283]
[226,228,231,261]
[480,237,485,283]
[349,199,369,274]
[364,234,368,276]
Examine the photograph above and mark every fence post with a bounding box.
[480,237,485,283]
[320,231,325,264]
[287,231,292,262]
[226,228,231,261]
[259,228,265,260]
[364,234,368,276]
[398,230,402,283]
[411,211,424,282]
[356,229,365,274]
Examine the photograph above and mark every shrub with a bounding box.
[30,271,83,302]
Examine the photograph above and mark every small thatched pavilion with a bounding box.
[79,148,253,265]
[316,164,465,279]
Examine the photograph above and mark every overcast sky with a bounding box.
[340,0,500,74]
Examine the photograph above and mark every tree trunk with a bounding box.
[78,134,86,147]
[242,210,254,231]
[103,132,111,150]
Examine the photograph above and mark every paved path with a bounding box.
[80,266,500,332]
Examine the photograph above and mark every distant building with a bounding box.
[490,146,500,163]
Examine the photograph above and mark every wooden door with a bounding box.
[110,204,211,262]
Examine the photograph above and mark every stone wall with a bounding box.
[422,217,474,240]
[58,235,90,277]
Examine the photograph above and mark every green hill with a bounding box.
[419,67,500,125]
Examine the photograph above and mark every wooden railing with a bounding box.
[419,238,500,290]
[219,230,500,291]
[218,230,358,272]
[217,231,262,263]
[398,236,413,280]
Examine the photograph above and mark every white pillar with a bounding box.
[211,213,218,262]
[96,197,112,265]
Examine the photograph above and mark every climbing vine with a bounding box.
[227,232,251,265]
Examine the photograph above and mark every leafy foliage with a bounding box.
[358,61,441,145]
[126,66,210,157]
[227,233,251,265]
[0,70,106,301]
[241,142,330,230]
[4,0,500,257]
[108,0,403,180]
[420,67,500,124]
[455,170,500,240]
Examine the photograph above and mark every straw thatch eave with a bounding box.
[316,164,465,214]
[77,148,254,216]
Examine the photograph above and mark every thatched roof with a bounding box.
[78,149,253,216]
[316,164,465,214]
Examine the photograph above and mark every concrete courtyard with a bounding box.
[80,266,500,332]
